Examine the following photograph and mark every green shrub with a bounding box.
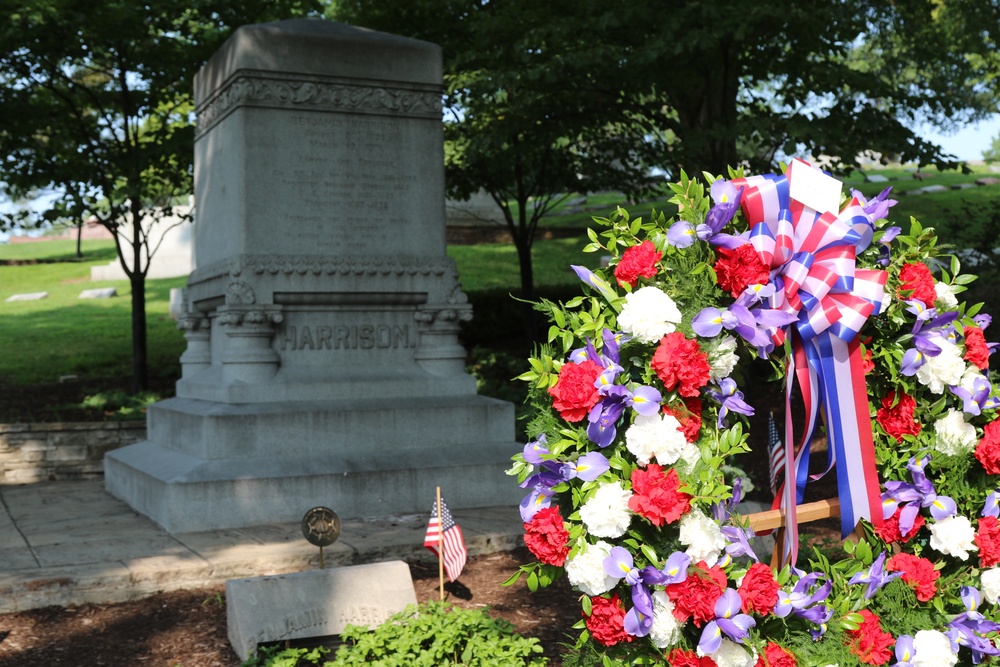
[242,601,547,667]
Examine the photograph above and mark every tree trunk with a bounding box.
[514,236,540,342]
[129,270,148,393]
[75,221,83,258]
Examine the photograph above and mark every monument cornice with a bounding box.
[187,254,457,284]
[195,71,443,135]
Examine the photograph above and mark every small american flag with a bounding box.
[424,495,468,582]
[768,412,785,496]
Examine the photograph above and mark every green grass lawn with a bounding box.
[0,249,187,386]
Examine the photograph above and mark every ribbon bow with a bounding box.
[730,159,887,565]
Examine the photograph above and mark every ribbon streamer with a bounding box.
[731,159,886,565]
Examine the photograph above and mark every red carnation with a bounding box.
[548,360,603,422]
[738,562,780,615]
[875,391,921,443]
[662,397,703,443]
[977,516,1000,568]
[614,240,662,287]
[976,420,1000,475]
[844,609,894,665]
[875,507,924,544]
[584,594,632,646]
[862,347,875,374]
[897,262,937,306]
[754,642,798,667]
[523,507,570,566]
[714,244,770,298]
[886,552,940,602]
[667,648,718,666]
[665,561,726,627]
[628,464,692,526]
[652,332,711,398]
[965,325,991,370]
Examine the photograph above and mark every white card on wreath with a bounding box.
[788,158,843,214]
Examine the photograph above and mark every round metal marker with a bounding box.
[301,507,341,568]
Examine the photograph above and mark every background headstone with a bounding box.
[105,18,521,532]
[78,287,117,299]
[226,561,417,661]
[5,292,48,302]
[89,203,194,281]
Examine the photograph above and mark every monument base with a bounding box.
[104,395,522,533]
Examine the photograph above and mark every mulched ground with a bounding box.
[0,548,580,667]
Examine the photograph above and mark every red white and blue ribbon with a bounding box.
[730,159,887,565]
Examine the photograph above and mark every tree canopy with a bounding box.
[332,0,1000,338]
[0,0,320,391]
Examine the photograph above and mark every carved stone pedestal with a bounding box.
[104,19,522,532]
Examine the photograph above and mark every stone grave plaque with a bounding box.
[226,560,417,661]
[78,287,117,299]
[5,292,48,302]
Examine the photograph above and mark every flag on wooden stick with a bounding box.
[424,493,468,582]
[768,412,785,496]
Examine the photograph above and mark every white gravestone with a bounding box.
[226,561,417,661]
[104,18,521,532]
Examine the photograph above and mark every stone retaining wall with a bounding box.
[0,422,145,483]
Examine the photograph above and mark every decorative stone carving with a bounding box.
[197,75,442,136]
[218,306,284,384]
[226,280,256,305]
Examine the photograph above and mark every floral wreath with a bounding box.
[508,159,1000,667]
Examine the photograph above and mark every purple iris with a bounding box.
[876,226,902,267]
[948,587,1000,662]
[951,374,1000,416]
[882,455,957,536]
[853,186,897,221]
[602,546,668,638]
[703,181,748,248]
[570,265,618,302]
[899,304,959,376]
[708,378,755,428]
[692,292,792,358]
[892,634,915,667]
[667,220,698,248]
[697,589,756,655]
[720,525,758,562]
[983,491,1000,518]
[522,435,549,465]
[848,551,902,599]
[774,571,833,637]
[568,452,610,482]
[519,486,555,521]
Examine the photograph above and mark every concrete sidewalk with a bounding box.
[0,480,524,613]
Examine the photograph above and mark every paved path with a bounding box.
[0,480,523,613]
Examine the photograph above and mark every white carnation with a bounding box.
[677,442,702,474]
[935,281,959,308]
[881,291,893,313]
[934,409,978,456]
[916,335,967,394]
[700,638,756,667]
[912,629,958,667]
[983,568,1000,605]
[625,413,688,466]
[579,481,632,538]
[617,286,682,344]
[565,540,616,596]
[929,515,978,560]
[679,508,726,565]
[708,335,739,380]
[648,590,682,649]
